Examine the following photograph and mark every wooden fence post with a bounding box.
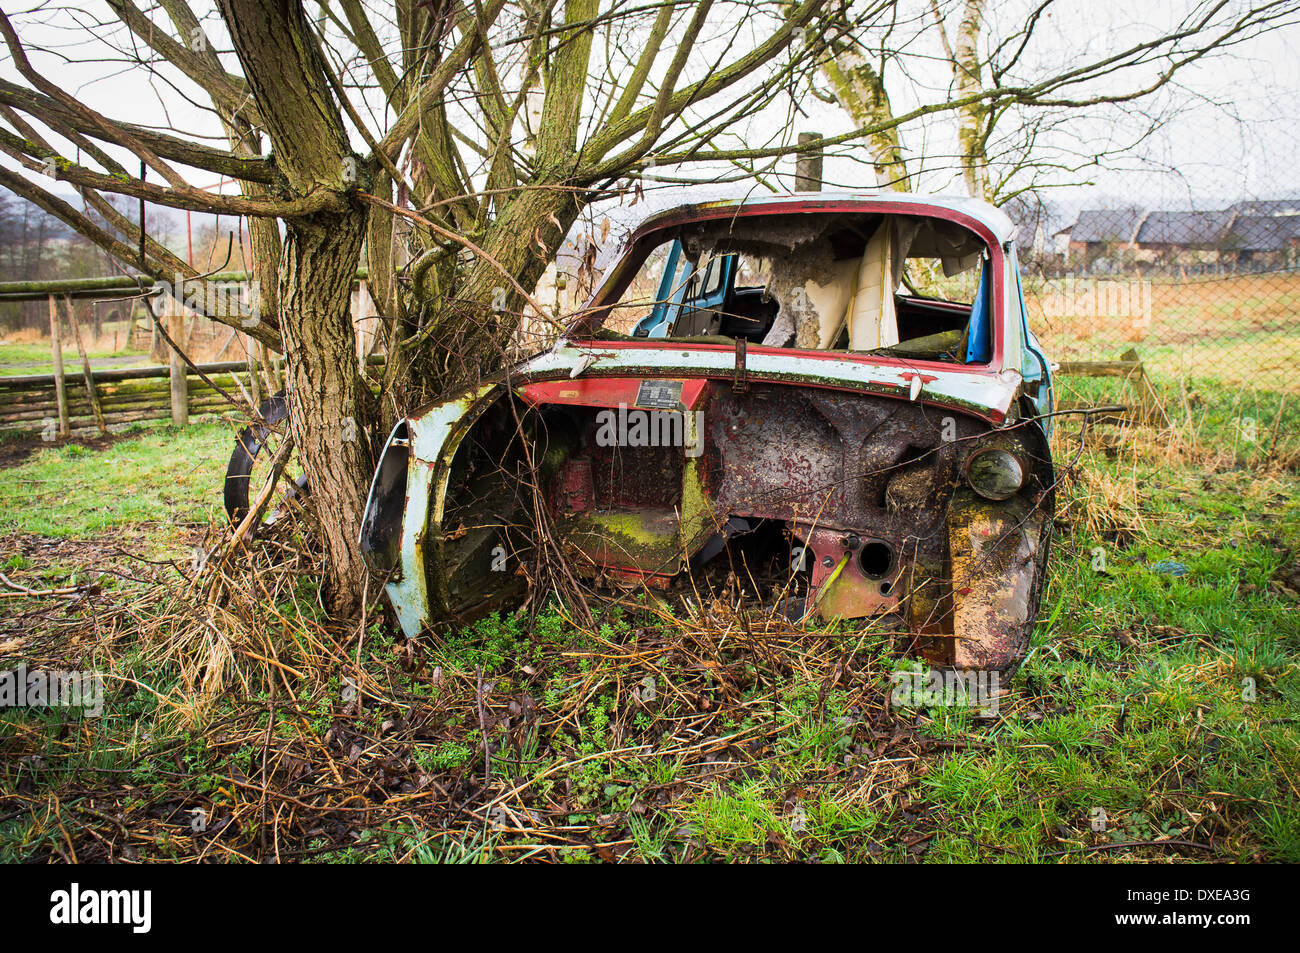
[121,300,137,351]
[47,294,69,439]
[248,333,261,408]
[66,297,107,436]
[169,304,188,427]
[1118,348,1171,428]
[795,132,823,192]
[0,357,379,435]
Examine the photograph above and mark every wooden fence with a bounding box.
[0,272,378,439]
[0,360,270,438]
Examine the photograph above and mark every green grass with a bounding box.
[0,421,230,538]
[920,540,1300,860]
[0,373,1296,863]
[0,339,151,377]
[906,377,1300,862]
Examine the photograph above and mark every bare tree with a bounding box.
[815,0,1300,202]
[0,0,845,614]
[810,6,914,190]
[933,0,990,198]
[1,0,1294,616]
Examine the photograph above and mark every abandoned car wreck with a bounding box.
[360,193,1057,672]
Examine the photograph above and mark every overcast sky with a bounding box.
[3,0,1297,244]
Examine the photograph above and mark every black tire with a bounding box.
[224,393,305,525]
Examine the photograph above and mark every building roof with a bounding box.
[1229,199,1300,217]
[1135,210,1236,246]
[1002,194,1054,248]
[1226,214,1300,252]
[1065,207,1146,244]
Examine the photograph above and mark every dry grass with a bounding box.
[3,369,1297,863]
[1,504,937,862]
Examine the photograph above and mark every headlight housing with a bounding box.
[964,447,1026,501]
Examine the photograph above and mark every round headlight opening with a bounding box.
[965,448,1025,501]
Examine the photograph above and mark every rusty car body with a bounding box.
[360,192,1057,672]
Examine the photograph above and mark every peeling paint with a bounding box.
[360,194,1054,673]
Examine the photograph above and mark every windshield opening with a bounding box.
[574,211,995,365]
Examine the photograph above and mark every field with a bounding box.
[0,334,1298,862]
[0,338,152,378]
[1024,271,1300,384]
[0,314,259,379]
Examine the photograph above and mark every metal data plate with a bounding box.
[635,380,684,410]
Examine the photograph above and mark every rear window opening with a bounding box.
[577,211,994,364]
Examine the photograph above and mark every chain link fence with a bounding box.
[1014,200,1300,425]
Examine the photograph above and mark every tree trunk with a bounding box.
[278,206,374,617]
[954,0,990,200]
[217,0,375,619]
[817,29,909,192]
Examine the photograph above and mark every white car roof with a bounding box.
[630,189,1017,246]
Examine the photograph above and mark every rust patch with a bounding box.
[942,489,1048,670]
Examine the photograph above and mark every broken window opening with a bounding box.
[578,212,996,365]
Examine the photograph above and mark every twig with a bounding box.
[476,665,491,792]
[226,435,295,553]
[0,572,86,597]
[1044,838,1216,857]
